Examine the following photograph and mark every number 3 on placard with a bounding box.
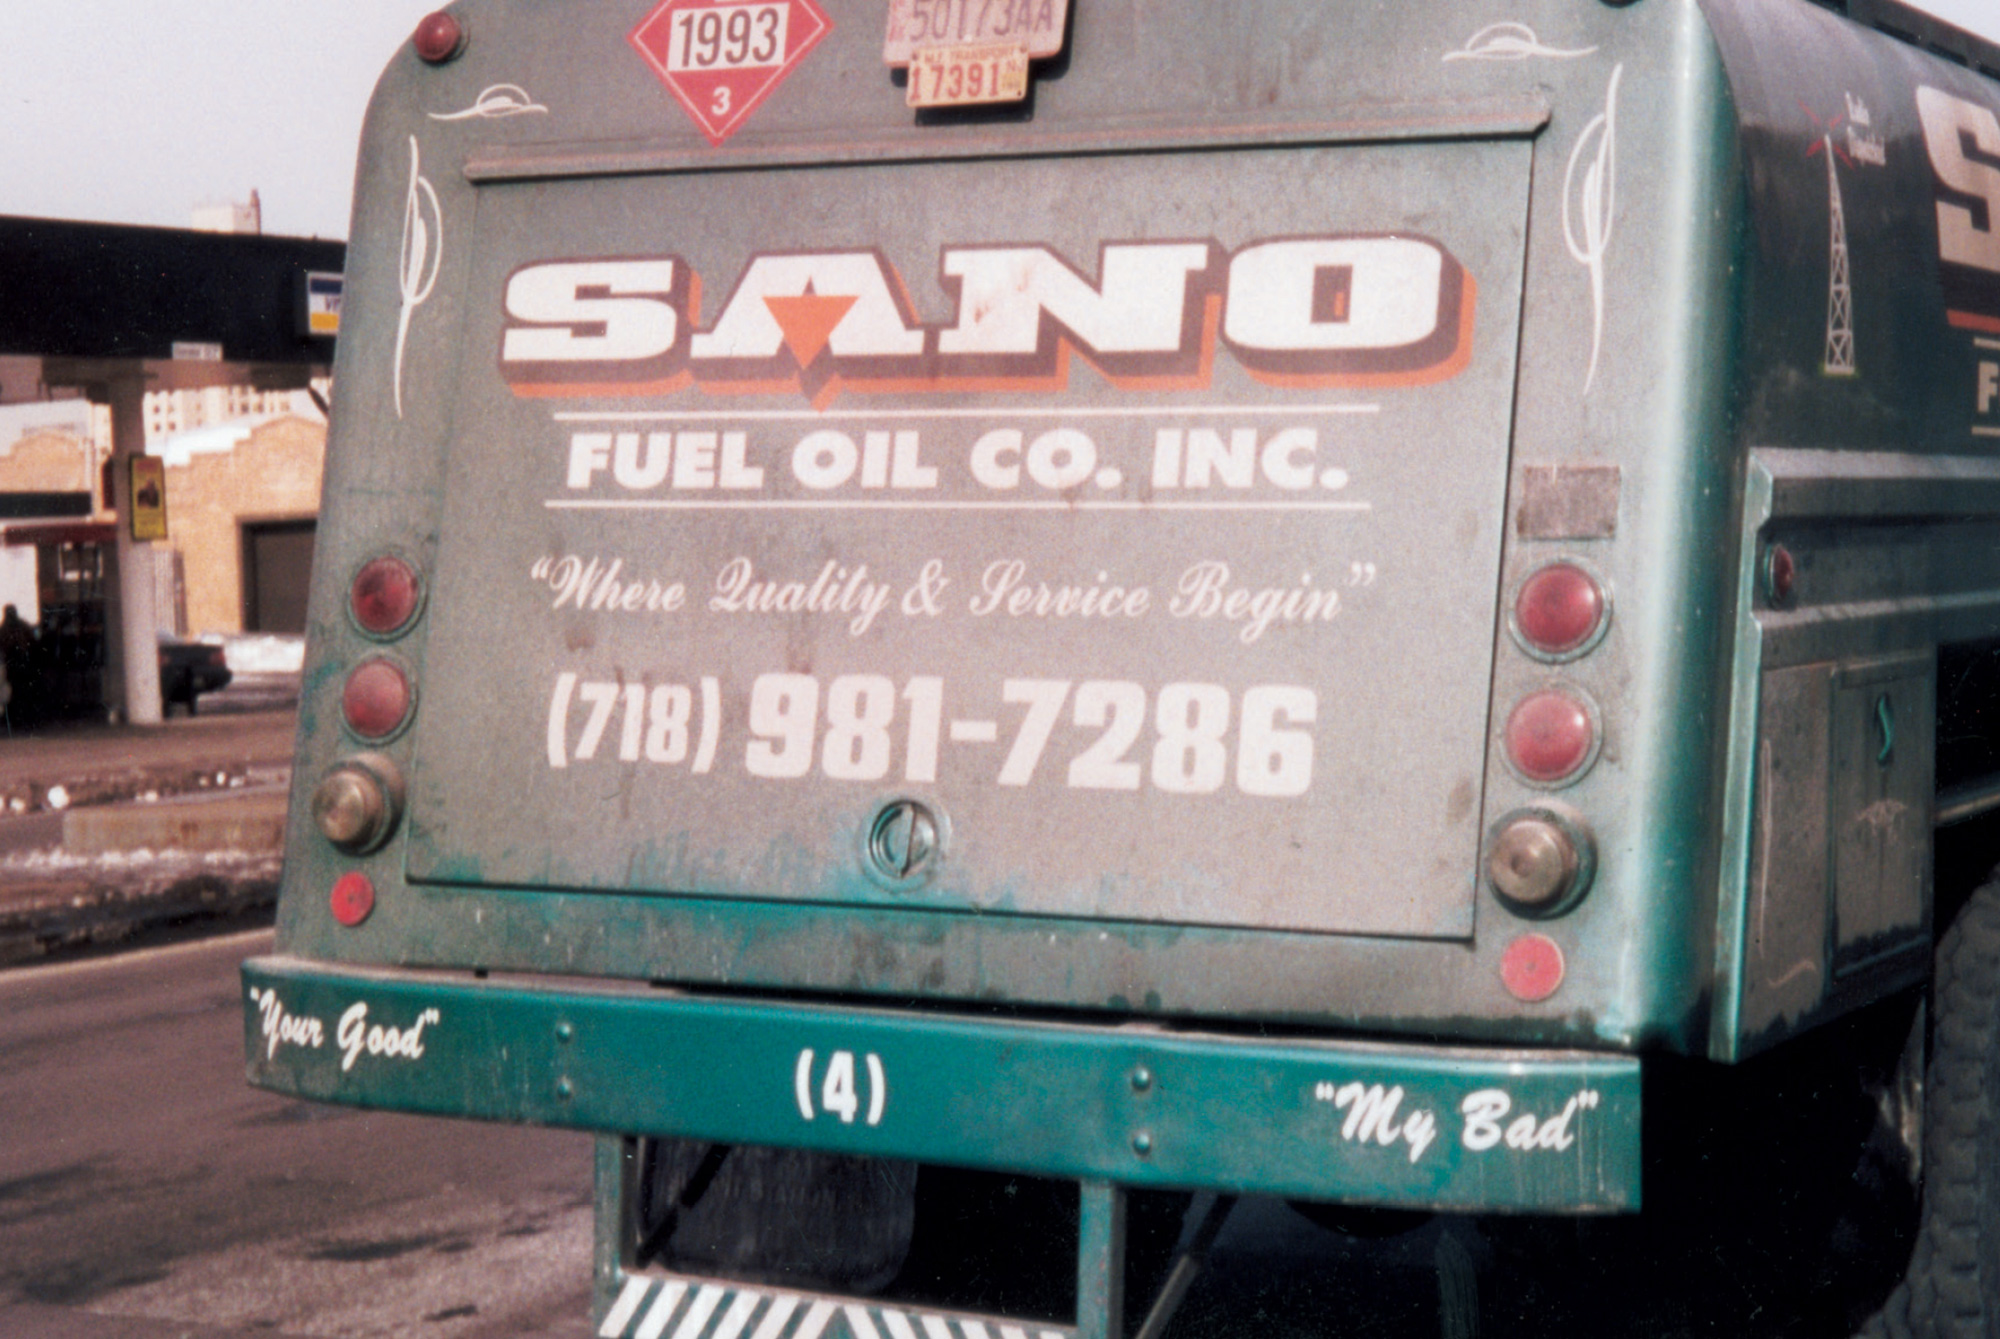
[712,85,733,115]
[794,1048,887,1126]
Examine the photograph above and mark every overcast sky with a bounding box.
[1,1,1997,242]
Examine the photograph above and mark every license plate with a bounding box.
[883,0,1068,65]
[906,42,1029,106]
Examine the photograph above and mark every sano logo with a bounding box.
[497,235,1476,405]
[1918,85,2000,330]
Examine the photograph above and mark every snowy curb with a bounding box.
[0,853,281,965]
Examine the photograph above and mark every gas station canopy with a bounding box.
[0,214,344,401]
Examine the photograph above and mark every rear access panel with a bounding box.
[408,133,1532,939]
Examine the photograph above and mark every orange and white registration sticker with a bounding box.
[906,42,1029,106]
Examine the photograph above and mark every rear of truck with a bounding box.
[244,0,2000,1332]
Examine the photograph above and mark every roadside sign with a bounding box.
[303,271,343,337]
[629,0,833,146]
[128,457,167,541]
[171,341,223,362]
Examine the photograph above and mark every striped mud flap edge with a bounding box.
[599,1275,1070,1339]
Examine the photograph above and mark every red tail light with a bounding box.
[343,658,413,739]
[413,11,467,63]
[1513,562,1606,658]
[1504,688,1597,784]
[351,556,423,638]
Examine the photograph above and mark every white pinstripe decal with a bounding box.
[602,1278,652,1338]
[636,1281,689,1339]
[843,1304,884,1339]
[795,1300,838,1339]
[750,1294,801,1339]
[713,1290,765,1339]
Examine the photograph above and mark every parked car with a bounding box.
[157,634,231,713]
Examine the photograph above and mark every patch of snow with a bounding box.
[212,633,305,674]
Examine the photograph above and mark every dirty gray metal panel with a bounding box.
[1742,661,1832,1037]
[405,134,1534,939]
[1830,653,1931,973]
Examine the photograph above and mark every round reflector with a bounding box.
[1514,562,1606,657]
[342,658,413,739]
[1765,543,1797,606]
[1500,934,1565,1002]
[413,11,467,63]
[330,872,376,928]
[1504,689,1597,784]
[350,556,422,637]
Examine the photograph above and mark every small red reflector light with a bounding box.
[330,872,376,927]
[1514,562,1605,656]
[1505,689,1596,784]
[413,11,467,63]
[1765,543,1797,605]
[1501,934,1564,1002]
[351,556,422,637]
[342,658,412,739]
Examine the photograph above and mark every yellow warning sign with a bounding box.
[129,457,167,541]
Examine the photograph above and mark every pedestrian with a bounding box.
[0,604,35,725]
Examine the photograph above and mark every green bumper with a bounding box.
[242,955,1641,1212]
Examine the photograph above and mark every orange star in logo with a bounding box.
[762,287,858,368]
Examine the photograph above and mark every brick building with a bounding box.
[0,398,325,636]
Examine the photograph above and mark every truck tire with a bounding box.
[1858,871,2000,1339]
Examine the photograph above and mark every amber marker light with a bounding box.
[1501,934,1565,1003]
[413,11,467,63]
[330,873,377,928]
[1513,561,1607,658]
[343,658,414,740]
[1504,688,1598,785]
[350,555,423,638]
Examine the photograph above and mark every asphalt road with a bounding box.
[0,929,597,1338]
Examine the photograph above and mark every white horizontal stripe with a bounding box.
[713,1292,765,1339]
[601,1278,652,1339]
[1974,337,2000,350]
[671,1285,727,1339]
[1974,426,2000,438]
[750,1295,800,1339]
[636,1281,689,1339]
[555,404,1380,423]
[545,499,1369,513]
[795,1301,838,1339]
